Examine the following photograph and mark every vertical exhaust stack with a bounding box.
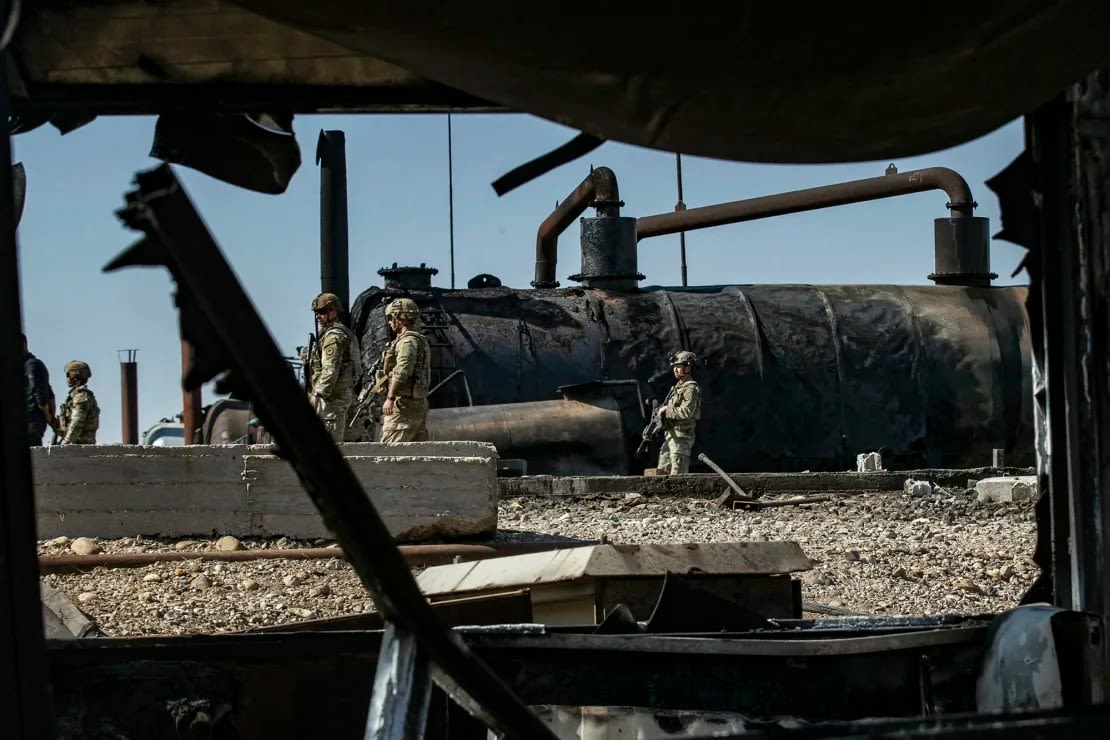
[118,349,138,445]
[181,340,202,445]
[317,130,350,322]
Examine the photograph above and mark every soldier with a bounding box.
[22,333,57,446]
[380,297,431,444]
[58,360,100,445]
[657,350,701,475]
[307,292,361,443]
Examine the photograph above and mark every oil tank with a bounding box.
[351,281,1032,473]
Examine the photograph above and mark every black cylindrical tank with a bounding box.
[351,283,1032,472]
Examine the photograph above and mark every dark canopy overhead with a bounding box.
[12,1,1110,162]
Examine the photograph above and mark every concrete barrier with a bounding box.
[32,442,498,541]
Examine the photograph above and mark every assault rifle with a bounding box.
[302,332,317,393]
[348,346,394,427]
[636,400,665,457]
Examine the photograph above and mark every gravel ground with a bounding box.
[41,485,1038,636]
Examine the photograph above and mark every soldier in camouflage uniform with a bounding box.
[307,292,361,443]
[657,350,701,475]
[380,297,431,444]
[58,360,100,445]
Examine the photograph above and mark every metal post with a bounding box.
[0,46,56,738]
[181,339,202,444]
[317,130,350,323]
[365,623,433,739]
[676,153,688,287]
[118,349,138,444]
[447,113,456,290]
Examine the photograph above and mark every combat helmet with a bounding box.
[64,360,92,381]
[311,292,342,313]
[385,297,420,320]
[669,350,697,366]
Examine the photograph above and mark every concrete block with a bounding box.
[975,476,1039,504]
[31,442,498,540]
[856,452,883,472]
[904,479,933,496]
[242,453,498,541]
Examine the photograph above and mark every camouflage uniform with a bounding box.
[381,300,431,444]
[309,293,361,443]
[59,361,99,444]
[658,351,701,474]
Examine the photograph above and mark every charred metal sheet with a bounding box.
[235,2,1110,162]
[366,624,432,739]
[43,617,994,735]
[10,1,498,115]
[105,164,555,739]
[976,604,1102,713]
[243,590,533,634]
[352,283,1034,473]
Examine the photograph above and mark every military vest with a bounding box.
[311,322,361,403]
[390,329,431,399]
[61,384,100,444]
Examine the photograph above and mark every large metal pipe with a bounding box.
[427,398,628,475]
[181,339,202,445]
[118,349,138,445]
[317,129,350,320]
[37,541,593,575]
[533,166,621,288]
[635,166,977,240]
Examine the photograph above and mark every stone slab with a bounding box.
[243,454,498,541]
[31,443,499,541]
[975,476,1039,503]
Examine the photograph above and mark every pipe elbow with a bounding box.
[918,167,976,216]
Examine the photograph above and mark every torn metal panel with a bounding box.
[237,2,1110,162]
[42,617,999,735]
[11,1,497,114]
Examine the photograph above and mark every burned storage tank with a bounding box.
[350,166,1033,474]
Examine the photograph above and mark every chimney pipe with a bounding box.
[181,340,202,444]
[533,167,622,288]
[317,130,350,322]
[117,349,138,445]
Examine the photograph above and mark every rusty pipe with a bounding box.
[635,167,977,241]
[181,339,202,444]
[118,350,138,445]
[37,541,595,575]
[533,166,621,288]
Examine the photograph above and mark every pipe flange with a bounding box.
[589,198,625,210]
[945,199,978,212]
[530,279,560,289]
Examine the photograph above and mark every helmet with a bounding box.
[64,360,92,381]
[385,297,420,320]
[669,350,697,366]
[311,292,342,313]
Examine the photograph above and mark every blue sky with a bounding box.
[14,113,1026,444]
